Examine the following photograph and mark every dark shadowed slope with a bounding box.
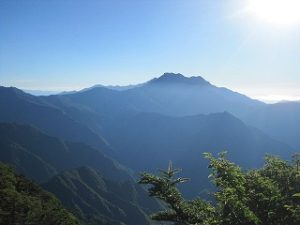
[0,122,162,224]
[243,101,300,149]
[43,167,158,225]
[106,112,291,168]
[103,112,293,197]
[0,123,130,183]
[0,86,110,153]
[0,163,80,225]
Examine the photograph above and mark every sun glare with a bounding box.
[248,0,300,26]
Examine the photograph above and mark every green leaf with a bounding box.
[292,193,300,198]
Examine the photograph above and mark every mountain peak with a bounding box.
[160,72,185,79]
[148,72,211,86]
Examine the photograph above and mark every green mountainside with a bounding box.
[0,163,80,225]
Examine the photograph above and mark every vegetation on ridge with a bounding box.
[139,152,300,225]
[0,163,80,225]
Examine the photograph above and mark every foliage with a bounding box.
[0,163,80,225]
[139,152,300,225]
[139,162,217,225]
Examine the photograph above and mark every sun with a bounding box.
[248,0,300,26]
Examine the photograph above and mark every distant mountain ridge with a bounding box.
[22,89,60,96]
[0,73,298,191]
[60,72,298,149]
[0,86,111,153]
[1,72,299,149]
[81,83,144,92]
[147,72,211,86]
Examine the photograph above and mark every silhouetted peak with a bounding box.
[0,86,24,95]
[0,86,35,99]
[148,72,211,86]
[160,72,185,80]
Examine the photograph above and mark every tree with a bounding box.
[0,163,80,225]
[139,161,217,225]
[293,153,300,171]
[139,152,300,225]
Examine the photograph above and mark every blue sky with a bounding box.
[1,0,300,102]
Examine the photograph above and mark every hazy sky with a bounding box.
[1,0,300,102]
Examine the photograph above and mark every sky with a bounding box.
[0,0,300,102]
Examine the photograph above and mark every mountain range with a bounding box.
[0,72,298,224]
[37,72,300,149]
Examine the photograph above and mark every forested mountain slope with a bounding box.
[43,167,158,225]
[0,123,130,183]
[0,163,80,225]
